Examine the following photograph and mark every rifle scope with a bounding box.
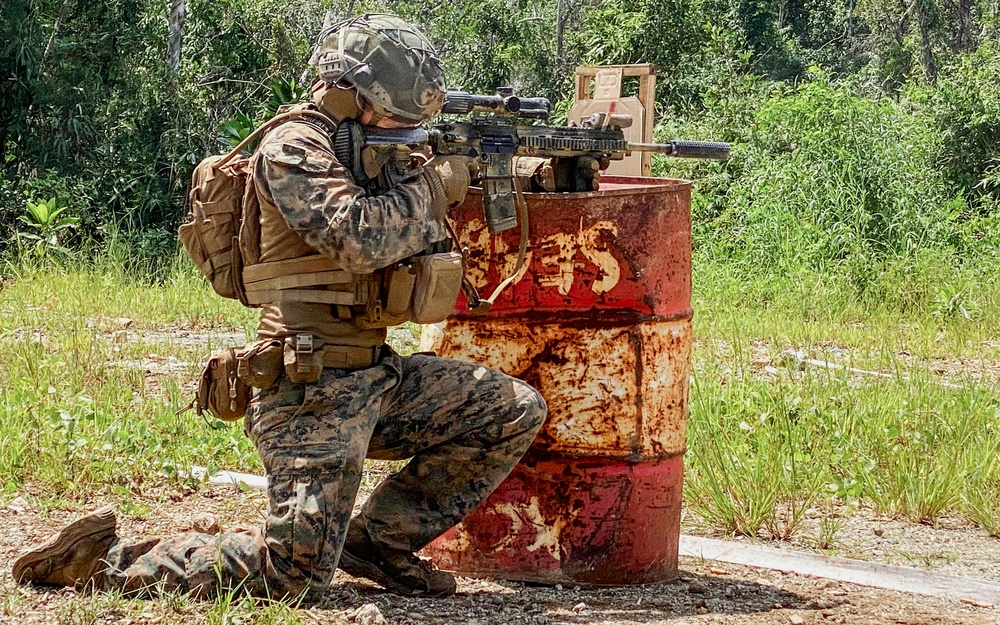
[443,89,552,119]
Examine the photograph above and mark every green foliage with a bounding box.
[218,112,257,151]
[919,42,1000,211]
[17,197,79,260]
[218,77,311,151]
[686,275,1000,535]
[0,0,326,252]
[688,69,972,304]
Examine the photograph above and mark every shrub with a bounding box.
[693,69,965,301]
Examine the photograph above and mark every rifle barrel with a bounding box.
[630,140,731,160]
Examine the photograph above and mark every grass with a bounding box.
[2,242,1000,542]
[684,253,1000,538]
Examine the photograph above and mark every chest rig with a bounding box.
[239,104,463,330]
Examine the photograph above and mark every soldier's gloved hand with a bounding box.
[515,156,603,192]
[426,155,472,212]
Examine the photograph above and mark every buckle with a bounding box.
[295,334,314,375]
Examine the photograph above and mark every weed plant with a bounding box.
[685,254,1000,540]
[0,238,260,504]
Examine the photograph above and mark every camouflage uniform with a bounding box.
[99,117,547,600]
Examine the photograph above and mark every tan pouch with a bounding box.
[283,334,324,384]
[412,252,464,323]
[237,339,284,390]
[385,262,417,316]
[197,348,251,422]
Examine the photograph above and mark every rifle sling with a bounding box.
[460,168,530,315]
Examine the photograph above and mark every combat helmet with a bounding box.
[312,14,446,124]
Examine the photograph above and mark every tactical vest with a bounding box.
[239,105,462,331]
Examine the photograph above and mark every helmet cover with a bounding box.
[312,14,446,124]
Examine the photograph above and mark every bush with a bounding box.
[692,69,965,301]
[916,43,1000,213]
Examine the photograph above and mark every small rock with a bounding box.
[190,512,220,534]
[873,528,884,537]
[774,603,783,609]
[678,575,693,583]
[697,607,708,615]
[351,603,388,625]
[114,317,134,328]
[6,496,31,514]
[789,615,805,625]
[822,610,837,619]
[489,595,503,605]
[724,585,736,598]
[572,602,589,614]
[573,585,581,591]
[112,330,128,343]
[831,590,847,597]
[554,584,563,591]
[687,582,707,594]
[709,567,728,575]
[815,579,839,590]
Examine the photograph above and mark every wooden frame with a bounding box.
[573,64,657,176]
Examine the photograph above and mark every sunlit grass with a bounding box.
[685,254,1000,538]
[3,244,1000,542]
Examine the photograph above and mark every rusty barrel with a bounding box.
[422,176,692,585]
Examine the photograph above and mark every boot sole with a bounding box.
[337,548,455,598]
[12,505,116,585]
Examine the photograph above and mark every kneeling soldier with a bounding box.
[13,13,546,601]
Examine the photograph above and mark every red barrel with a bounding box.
[422,177,692,585]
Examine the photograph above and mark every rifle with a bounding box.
[333,88,731,234]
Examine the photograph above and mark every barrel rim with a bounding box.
[468,175,692,199]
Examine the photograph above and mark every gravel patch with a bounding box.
[2,483,999,624]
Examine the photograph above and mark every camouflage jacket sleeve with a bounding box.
[255,121,450,274]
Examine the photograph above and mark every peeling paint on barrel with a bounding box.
[424,176,692,585]
[438,319,690,458]
[425,454,685,585]
[448,178,692,318]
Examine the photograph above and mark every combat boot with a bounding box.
[12,505,117,589]
[338,522,456,597]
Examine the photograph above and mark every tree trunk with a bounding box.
[916,0,937,82]
[167,0,187,75]
[43,0,72,61]
[556,0,565,62]
[953,0,975,51]
[847,0,855,47]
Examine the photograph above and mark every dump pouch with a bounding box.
[197,347,251,422]
[236,339,284,390]
[412,252,464,323]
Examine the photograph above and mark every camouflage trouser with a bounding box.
[102,350,546,600]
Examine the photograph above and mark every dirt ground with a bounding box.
[2,484,998,625]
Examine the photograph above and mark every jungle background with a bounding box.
[4,1,1000,623]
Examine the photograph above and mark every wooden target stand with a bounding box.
[569,64,656,177]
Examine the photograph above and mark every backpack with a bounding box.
[179,106,338,305]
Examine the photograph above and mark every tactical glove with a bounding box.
[424,155,472,219]
[515,156,603,192]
